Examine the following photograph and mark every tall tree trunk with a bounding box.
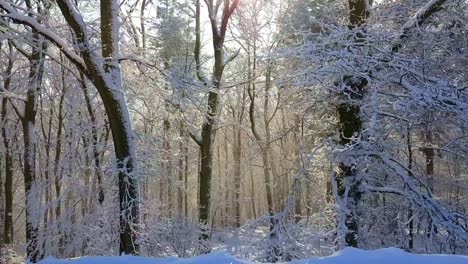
[184,140,189,218]
[223,131,230,227]
[53,57,68,224]
[22,26,47,263]
[100,0,140,254]
[422,114,436,239]
[1,41,14,245]
[249,162,257,220]
[262,64,280,213]
[178,127,185,216]
[82,136,91,216]
[248,57,279,261]
[53,67,68,255]
[293,115,302,223]
[197,0,239,252]
[163,115,172,216]
[423,120,434,189]
[233,124,242,228]
[39,94,53,256]
[232,84,246,227]
[406,125,414,250]
[162,56,173,217]
[80,73,105,205]
[216,144,223,226]
[198,81,220,248]
[18,2,49,260]
[335,0,369,248]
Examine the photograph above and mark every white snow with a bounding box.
[39,251,245,264]
[37,248,468,264]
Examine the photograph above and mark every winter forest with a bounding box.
[0,0,467,263]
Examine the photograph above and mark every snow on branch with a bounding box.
[223,48,240,67]
[389,76,468,121]
[369,152,468,241]
[0,88,26,102]
[392,0,447,52]
[0,1,87,72]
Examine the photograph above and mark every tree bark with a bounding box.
[247,51,280,261]
[1,41,14,245]
[99,0,140,254]
[232,119,242,228]
[178,128,185,216]
[406,125,414,250]
[22,23,47,263]
[38,93,53,256]
[335,0,369,248]
[0,0,143,254]
[80,73,105,205]
[293,115,302,223]
[197,0,239,252]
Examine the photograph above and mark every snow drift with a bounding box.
[38,247,468,264]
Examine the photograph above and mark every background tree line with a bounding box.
[0,0,466,263]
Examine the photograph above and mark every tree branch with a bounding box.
[0,0,87,72]
[392,0,447,52]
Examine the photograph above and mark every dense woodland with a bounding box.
[0,0,467,263]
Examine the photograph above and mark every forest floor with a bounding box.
[35,247,468,264]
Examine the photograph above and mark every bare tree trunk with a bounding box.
[184,138,189,218]
[233,123,242,228]
[293,116,302,223]
[198,89,219,246]
[232,84,247,227]
[224,131,230,227]
[406,125,414,250]
[178,128,185,215]
[262,64,281,213]
[423,122,434,189]
[82,136,91,216]
[196,0,239,252]
[216,144,224,226]
[22,28,47,264]
[80,73,105,205]
[16,3,50,260]
[249,171,257,219]
[422,114,436,239]
[248,55,279,261]
[140,0,147,50]
[100,0,140,253]
[53,58,68,225]
[163,112,172,217]
[39,93,53,255]
[1,41,14,245]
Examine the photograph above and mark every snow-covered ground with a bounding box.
[38,247,468,264]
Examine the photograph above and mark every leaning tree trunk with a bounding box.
[57,0,141,254]
[97,0,141,254]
